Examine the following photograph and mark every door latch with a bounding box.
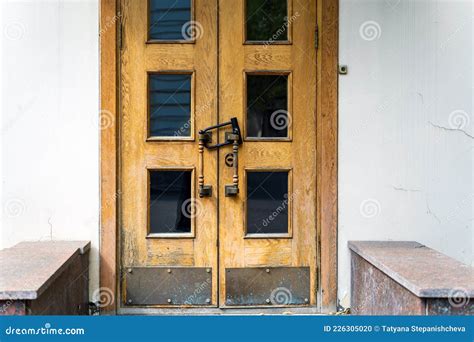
[198,118,242,197]
[198,117,242,150]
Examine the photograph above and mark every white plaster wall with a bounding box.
[0,0,472,309]
[0,0,100,295]
[338,0,473,307]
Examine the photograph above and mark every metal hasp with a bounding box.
[225,267,310,306]
[198,117,243,150]
[125,267,212,306]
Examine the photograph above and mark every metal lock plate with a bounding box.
[225,185,239,197]
[198,131,212,143]
[125,267,212,306]
[198,185,212,198]
[225,267,310,306]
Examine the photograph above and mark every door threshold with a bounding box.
[117,307,324,316]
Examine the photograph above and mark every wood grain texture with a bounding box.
[119,0,218,307]
[317,0,338,312]
[218,0,318,307]
[100,0,118,314]
[101,0,339,312]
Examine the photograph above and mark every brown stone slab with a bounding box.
[0,241,90,300]
[351,253,426,315]
[348,241,474,298]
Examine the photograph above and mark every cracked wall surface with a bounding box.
[0,0,472,307]
[1,0,100,297]
[338,0,473,308]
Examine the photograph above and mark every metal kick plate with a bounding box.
[125,267,212,305]
[225,267,310,306]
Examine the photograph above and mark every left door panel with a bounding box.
[120,0,218,307]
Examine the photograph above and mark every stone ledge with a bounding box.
[348,241,474,298]
[0,241,90,300]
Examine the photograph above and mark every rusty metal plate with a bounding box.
[125,267,212,306]
[225,267,310,306]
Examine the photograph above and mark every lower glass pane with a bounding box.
[246,171,289,234]
[149,170,192,234]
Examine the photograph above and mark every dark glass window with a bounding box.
[149,170,192,234]
[149,73,191,137]
[246,0,288,42]
[246,171,289,234]
[246,74,288,138]
[149,0,192,41]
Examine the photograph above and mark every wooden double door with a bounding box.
[120,0,318,309]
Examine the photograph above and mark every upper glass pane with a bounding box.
[149,73,191,138]
[246,171,289,234]
[246,0,288,42]
[149,0,192,41]
[246,74,288,138]
[149,170,192,234]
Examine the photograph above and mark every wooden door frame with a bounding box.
[99,0,338,314]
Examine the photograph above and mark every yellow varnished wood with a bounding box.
[119,0,326,309]
[218,0,318,306]
[120,0,218,306]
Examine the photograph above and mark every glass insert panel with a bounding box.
[246,0,288,42]
[149,73,191,137]
[246,171,289,234]
[149,170,192,234]
[149,0,192,41]
[246,74,288,138]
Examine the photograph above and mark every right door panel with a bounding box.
[218,0,318,307]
